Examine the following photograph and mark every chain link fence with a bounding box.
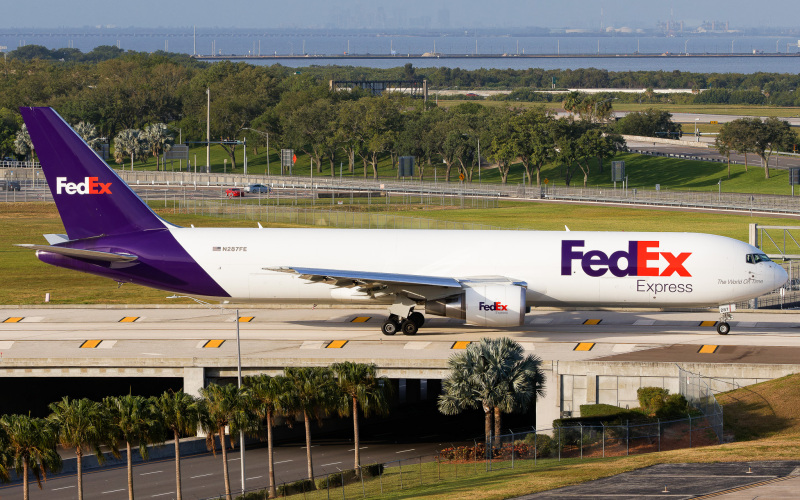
[4,167,800,215]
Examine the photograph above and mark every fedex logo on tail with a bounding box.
[479,301,508,311]
[561,240,691,278]
[56,177,112,195]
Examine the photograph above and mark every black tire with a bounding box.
[381,320,398,336]
[716,322,730,335]
[401,320,418,335]
[409,311,425,328]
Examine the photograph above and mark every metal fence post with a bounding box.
[360,467,365,499]
[626,420,629,456]
[658,418,661,452]
[558,426,561,461]
[399,461,403,489]
[533,429,537,466]
[419,456,422,485]
[689,414,692,448]
[580,423,583,459]
[379,463,383,494]
[511,430,515,468]
[601,422,605,458]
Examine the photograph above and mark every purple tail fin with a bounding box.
[20,107,168,240]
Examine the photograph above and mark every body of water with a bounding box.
[3,30,800,73]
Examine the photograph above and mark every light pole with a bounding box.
[685,39,689,55]
[167,295,245,495]
[206,88,211,174]
[241,128,270,177]
[695,118,700,142]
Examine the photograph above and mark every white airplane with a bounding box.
[17,107,788,335]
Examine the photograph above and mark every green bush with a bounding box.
[637,387,670,415]
[276,478,315,496]
[361,463,384,477]
[316,469,359,489]
[579,404,629,418]
[655,393,691,420]
[523,432,554,458]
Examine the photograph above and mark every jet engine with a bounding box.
[426,283,527,327]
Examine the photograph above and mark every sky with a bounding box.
[2,0,799,30]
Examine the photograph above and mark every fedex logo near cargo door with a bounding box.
[561,240,691,278]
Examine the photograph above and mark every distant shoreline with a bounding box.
[193,53,800,60]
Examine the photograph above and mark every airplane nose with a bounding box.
[774,263,789,289]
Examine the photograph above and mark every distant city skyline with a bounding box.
[3,1,799,30]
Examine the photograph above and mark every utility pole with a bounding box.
[206,88,211,173]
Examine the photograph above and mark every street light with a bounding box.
[241,128,270,176]
[695,118,700,142]
[167,294,246,495]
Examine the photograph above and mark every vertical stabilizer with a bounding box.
[20,107,168,240]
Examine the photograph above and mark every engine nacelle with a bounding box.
[426,283,527,327]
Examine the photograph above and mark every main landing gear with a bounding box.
[381,312,425,336]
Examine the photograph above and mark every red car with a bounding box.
[225,188,244,198]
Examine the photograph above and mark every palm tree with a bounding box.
[48,397,106,500]
[0,414,62,500]
[284,367,336,481]
[438,338,546,444]
[74,121,102,152]
[331,362,391,470]
[150,390,200,500]
[199,383,248,500]
[0,424,11,484]
[113,129,146,170]
[142,123,174,171]
[104,395,158,500]
[244,375,290,499]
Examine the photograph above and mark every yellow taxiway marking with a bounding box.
[119,317,139,323]
[698,345,719,354]
[583,319,602,325]
[80,340,103,349]
[574,342,595,351]
[699,321,718,327]
[238,316,254,323]
[203,340,225,348]
[327,340,348,349]
[3,317,23,323]
[350,316,371,323]
[452,341,471,350]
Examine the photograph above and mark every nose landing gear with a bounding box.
[716,304,735,335]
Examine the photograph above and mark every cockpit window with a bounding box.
[746,253,771,264]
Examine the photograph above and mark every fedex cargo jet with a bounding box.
[16,107,788,335]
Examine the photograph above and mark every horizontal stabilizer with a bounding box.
[268,267,461,288]
[14,244,138,263]
[43,234,69,245]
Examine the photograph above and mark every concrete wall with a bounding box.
[542,360,800,428]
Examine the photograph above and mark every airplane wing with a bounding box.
[14,244,139,263]
[267,266,461,290]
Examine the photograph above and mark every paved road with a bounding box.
[0,438,456,499]
[519,461,800,499]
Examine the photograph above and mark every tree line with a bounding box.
[9,45,800,100]
[715,117,796,179]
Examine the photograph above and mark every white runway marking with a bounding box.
[403,342,430,350]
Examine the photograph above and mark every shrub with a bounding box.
[655,393,691,420]
[637,387,670,415]
[523,432,554,458]
[276,478,315,496]
[361,463,384,477]
[316,469,359,489]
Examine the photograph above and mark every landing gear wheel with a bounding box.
[401,319,418,335]
[381,319,399,336]
[409,311,425,328]
[716,322,730,335]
